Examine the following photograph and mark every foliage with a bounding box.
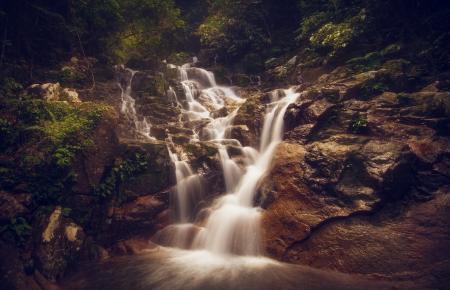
[0,217,32,244]
[296,12,330,42]
[109,0,185,62]
[94,152,149,202]
[0,97,111,206]
[349,114,368,134]
[0,0,185,65]
[0,78,23,99]
[195,0,299,66]
[309,9,367,56]
[0,117,16,151]
[359,80,389,100]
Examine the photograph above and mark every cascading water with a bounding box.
[118,66,155,140]
[67,60,389,290]
[157,60,299,256]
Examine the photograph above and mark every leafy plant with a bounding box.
[359,81,389,100]
[0,78,23,99]
[0,217,32,244]
[0,118,17,151]
[309,9,367,56]
[94,152,149,201]
[349,114,368,134]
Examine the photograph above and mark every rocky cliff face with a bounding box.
[235,58,450,288]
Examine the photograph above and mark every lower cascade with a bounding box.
[151,60,300,257]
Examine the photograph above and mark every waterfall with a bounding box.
[155,60,299,256]
[118,66,155,140]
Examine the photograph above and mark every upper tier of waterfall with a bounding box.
[151,59,299,257]
[117,65,156,140]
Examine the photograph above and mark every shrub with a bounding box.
[0,78,23,99]
[0,217,32,244]
[308,9,368,57]
[94,152,149,202]
[349,114,368,134]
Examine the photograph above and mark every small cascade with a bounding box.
[118,66,155,140]
[193,88,299,255]
[167,140,204,223]
[156,139,205,249]
[155,59,300,257]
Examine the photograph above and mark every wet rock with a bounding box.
[261,142,376,258]
[151,224,202,249]
[284,98,333,132]
[230,74,251,87]
[109,194,169,240]
[132,72,167,98]
[171,134,191,145]
[233,93,266,147]
[34,207,85,281]
[183,141,220,171]
[117,139,173,197]
[110,238,157,256]
[229,125,252,147]
[261,132,442,260]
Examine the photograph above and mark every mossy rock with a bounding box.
[184,142,219,170]
[93,139,173,203]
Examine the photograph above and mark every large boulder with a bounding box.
[284,190,450,289]
[260,139,406,258]
[109,192,169,241]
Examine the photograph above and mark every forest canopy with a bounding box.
[0,0,449,72]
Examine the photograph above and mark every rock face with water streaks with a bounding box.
[257,64,450,287]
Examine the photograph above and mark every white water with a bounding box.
[118,66,155,140]
[157,59,299,257]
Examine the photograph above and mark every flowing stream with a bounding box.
[65,61,390,290]
[118,66,155,140]
[156,61,300,256]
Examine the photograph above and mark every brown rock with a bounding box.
[72,108,119,194]
[284,191,450,289]
[109,194,168,240]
